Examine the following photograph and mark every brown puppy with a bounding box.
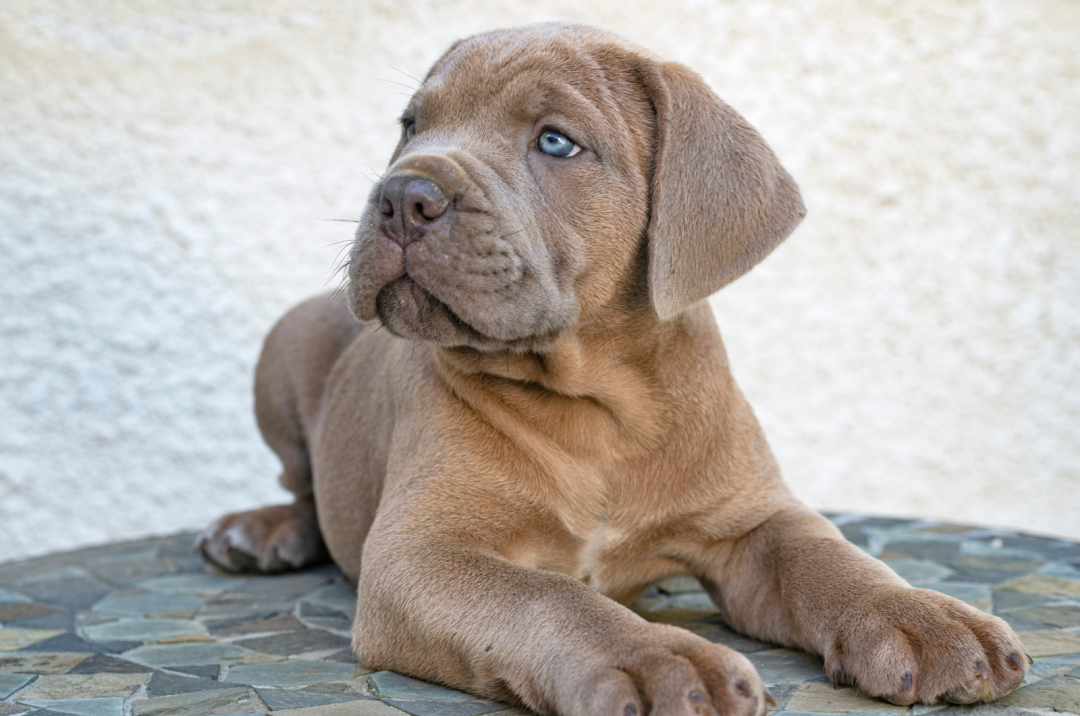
[197,23,1029,716]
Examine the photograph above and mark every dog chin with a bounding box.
[374,276,486,346]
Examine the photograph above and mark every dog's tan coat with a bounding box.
[198,23,1029,716]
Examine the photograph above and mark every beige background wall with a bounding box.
[1,0,1077,563]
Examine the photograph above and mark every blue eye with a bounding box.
[537,130,581,158]
[404,120,416,141]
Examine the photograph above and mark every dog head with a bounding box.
[347,23,804,352]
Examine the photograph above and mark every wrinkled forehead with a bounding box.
[411,25,649,144]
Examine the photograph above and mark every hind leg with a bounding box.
[197,294,361,573]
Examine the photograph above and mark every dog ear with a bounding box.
[639,61,806,320]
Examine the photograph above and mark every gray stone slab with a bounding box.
[1029,652,1080,679]
[16,633,115,655]
[0,704,33,716]
[208,614,306,637]
[0,588,30,605]
[0,602,61,622]
[368,671,475,702]
[6,609,76,631]
[745,649,826,686]
[301,584,357,617]
[685,617,776,654]
[236,630,352,657]
[254,686,369,710]
[226,660,356,687]
[883,558,954,583]
[139,573,248,596]
[172,663,220,679]
[18,697,124,716]
[0,673,35,698]
[16,673,149,699]
[0,653,92,675]
[83,618,206,643]
[65,655,151,674]
[992,589,1060,612]
[998,674,1080,710]
[130,686,258,716]
[880,540,961,563]
[92,592,205,617]
[1010,604,1080,628]
[916,582,992,611]
[15,578,109,611]
[199,595,297,621]
[385,700,505,716]
[147,670,237,696]
[226,573,333,600]
[120,642,252,668]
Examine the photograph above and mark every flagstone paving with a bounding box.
[1,516,1079,715]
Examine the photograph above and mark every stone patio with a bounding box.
[2,514,1079,715]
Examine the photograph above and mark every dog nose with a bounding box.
[380,175,449,246]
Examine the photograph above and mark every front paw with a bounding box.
[195,501,327,573]
[826,586,1030,705]
[570,624,773,716]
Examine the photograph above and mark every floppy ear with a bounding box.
[640,61,806,320]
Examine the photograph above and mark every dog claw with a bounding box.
[733,682,751,698]
[902,673,913,693]
[975,661,987,679]
[1008,653,1023,670]
[1025,652,1034,665]
[623,705,637,716]
[763,689,776,707]
[831,669,842,689]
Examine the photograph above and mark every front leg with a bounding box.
[705,505,1029,705]
[355,519,771,716]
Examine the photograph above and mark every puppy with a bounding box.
[198,23,1029,716]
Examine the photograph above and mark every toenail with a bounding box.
[689,690,705,704]
[763,689,776,707]
[734,681,752,698]
[975,661,987,678]
[623,705,637,716]
[1008,654,1023,670]
[902,673,913,692]
[1025,652,1034,665]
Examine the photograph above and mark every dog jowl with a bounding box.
[199,23,1029,716]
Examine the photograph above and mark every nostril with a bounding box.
[381,198,394,217]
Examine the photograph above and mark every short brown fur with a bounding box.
[198,23,1029,716]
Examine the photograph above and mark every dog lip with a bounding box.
[377,273,489,342]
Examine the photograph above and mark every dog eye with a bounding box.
[404,120,416,141]
[536,130,581,158]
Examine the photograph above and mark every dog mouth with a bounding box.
[374,274,489,345]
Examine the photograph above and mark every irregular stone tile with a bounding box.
[17,697,124,716]
[18,673,149,699]
[84,619,207,643]
[384,700,505,716]
[0,653,90,675]
[947,568,1029,585]
[880,540,962,564]
[236,630,352,657]
[16,633,114,655]
[1009,604,1080,628]
[745,649,826,686]
[172,663,220,678]
[640,607,716,626]
[208,614,306,637]
[999,613,1051,632]
[0,561,84,586]
[953,555,1045,573]
[997,575,1080,598]
[200,595,297,621]
[992,589,1060,612]
[783,682,906,713]
[0,704,33,716]
[234,651,289,666]
[254,686,369,710]
[302,675,371,696]
[147,670,238,696]
[9,610,76,631]
[0,603,60,622]
[228,573,333,600]
[1000,536,1080,561]
[326,648,359,664]
[0,629,64,651]
[1017,630,1080,657]
[65,655,150,674]
[0,588,30,604]
[0,672,35,698]
[155,632,215,644]
[273,702,405,716]
[368,672,475,702]
[838,523,870,547]
[686,618,775,654]
[668,592,716,611]
[139,573,247,597]
[883,559,954,584]
[15,578,109,611]
[130,686,259,716]
[299,604,354,632]
[226,660,356,687]
[92,592,204,618]
[120,643,253,668]
[1029,652,1080,679]
[916,582,992,612]
[998,674,1080,710]
[301,584,358,617]
[656,576,704,594]
[1036,561,1080,580]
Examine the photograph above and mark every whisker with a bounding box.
[316,218,360,224]
[387,65,423,85]
[375,78,420,92]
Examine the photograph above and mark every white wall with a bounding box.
[1,0,1077,563]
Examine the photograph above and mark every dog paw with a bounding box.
[825,586,1029,705]
[576,624,772,716]
[195,501,328,573]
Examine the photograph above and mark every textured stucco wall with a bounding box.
[1,0,1077,563]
